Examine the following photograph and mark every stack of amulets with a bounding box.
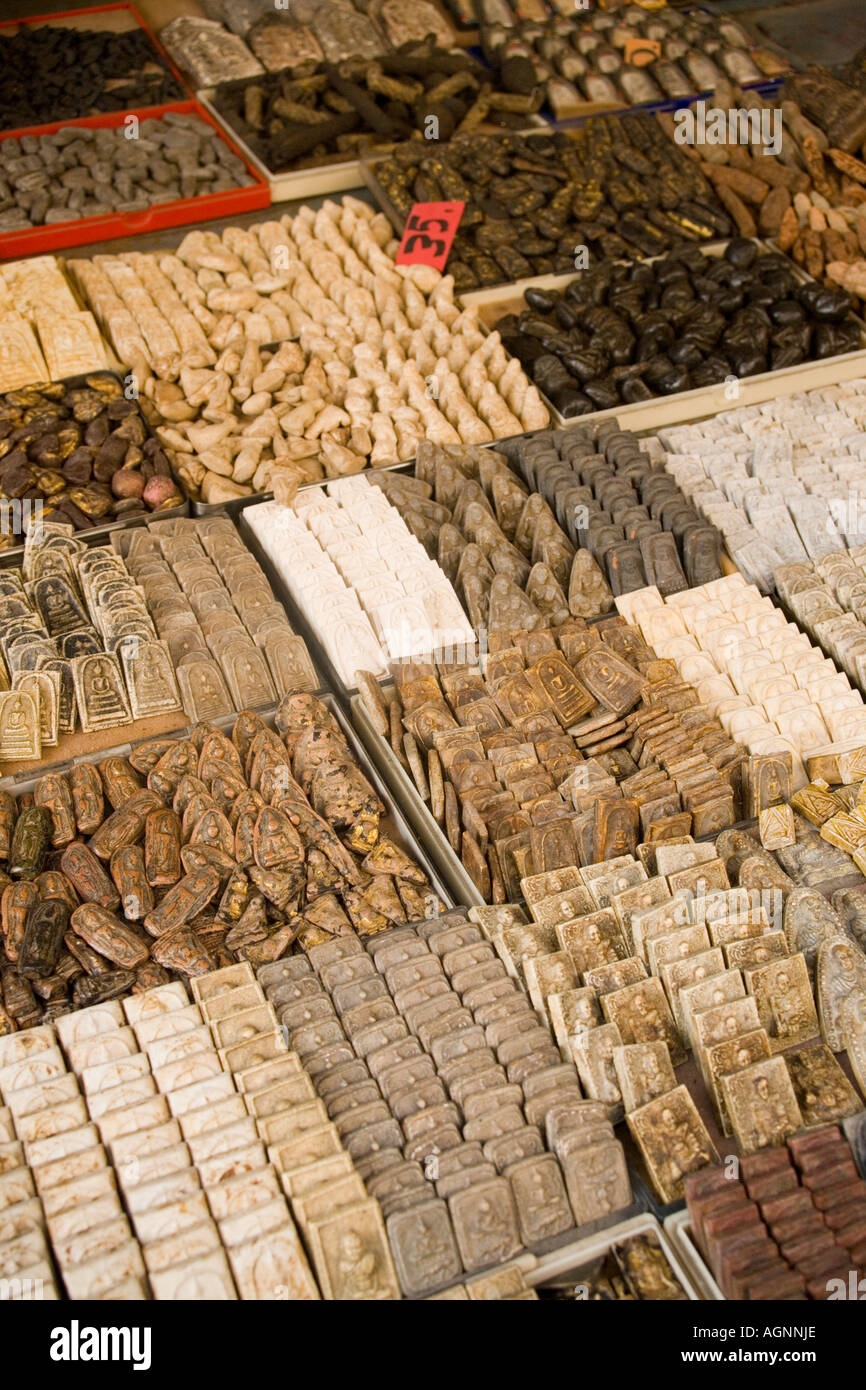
[0,257,109,395]
[0,695,444,1031]
[0,514,319,763]
[358,614,751,905]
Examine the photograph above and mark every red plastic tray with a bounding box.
[0,100,270,260]
[0,3,194,118]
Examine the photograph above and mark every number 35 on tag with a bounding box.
[395,201,465,272]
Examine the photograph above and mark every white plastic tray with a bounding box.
[664,1210,725,1301]
[525,1211,703,1299]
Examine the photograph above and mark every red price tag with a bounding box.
[395,201,465,273]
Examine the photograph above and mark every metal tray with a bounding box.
[664,1210,725,1301]
[234,473,482,707]
[460,239,866,433]
[0,692,453,912]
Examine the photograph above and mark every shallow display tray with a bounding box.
[341,566,751,910]
[0,690,453,913]
[664,1210,725,1301]
[0,508,284,780]
[234,498,438,703]
[522,1211,703,1298]
[189,458,416,519]
[351,687,483,908]
[198,88,364,205]
[236,483,495,709]
[544,77,785,130]
[0,3,192,130]
[200,87,546,208]
[360,125,558,246]
[0,100,269,260]
[459,240,866,433]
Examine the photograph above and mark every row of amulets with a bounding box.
[247,478,475,688]
[258,918,632,1298]
[685,1128,866,1300]
[0,978,322,1299]
[67,198,549,505]
[621,574,866,791]
[0,696,445,1032]
[775,547,866,697]
[660,380,866,592]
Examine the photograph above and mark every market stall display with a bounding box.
[0,695,445,1033]
[0,10,187,130]
[655,74,866,247]
[371,450,618,632]
[365,120,735,292]
[68,198,548,505]
[162,0,392,84]
[489,241,861,416]
[0,969,326,1300]
[471,825,866,1206]
[478,4,786,121]
[0,0,862,1311]
[660,380,866,590]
